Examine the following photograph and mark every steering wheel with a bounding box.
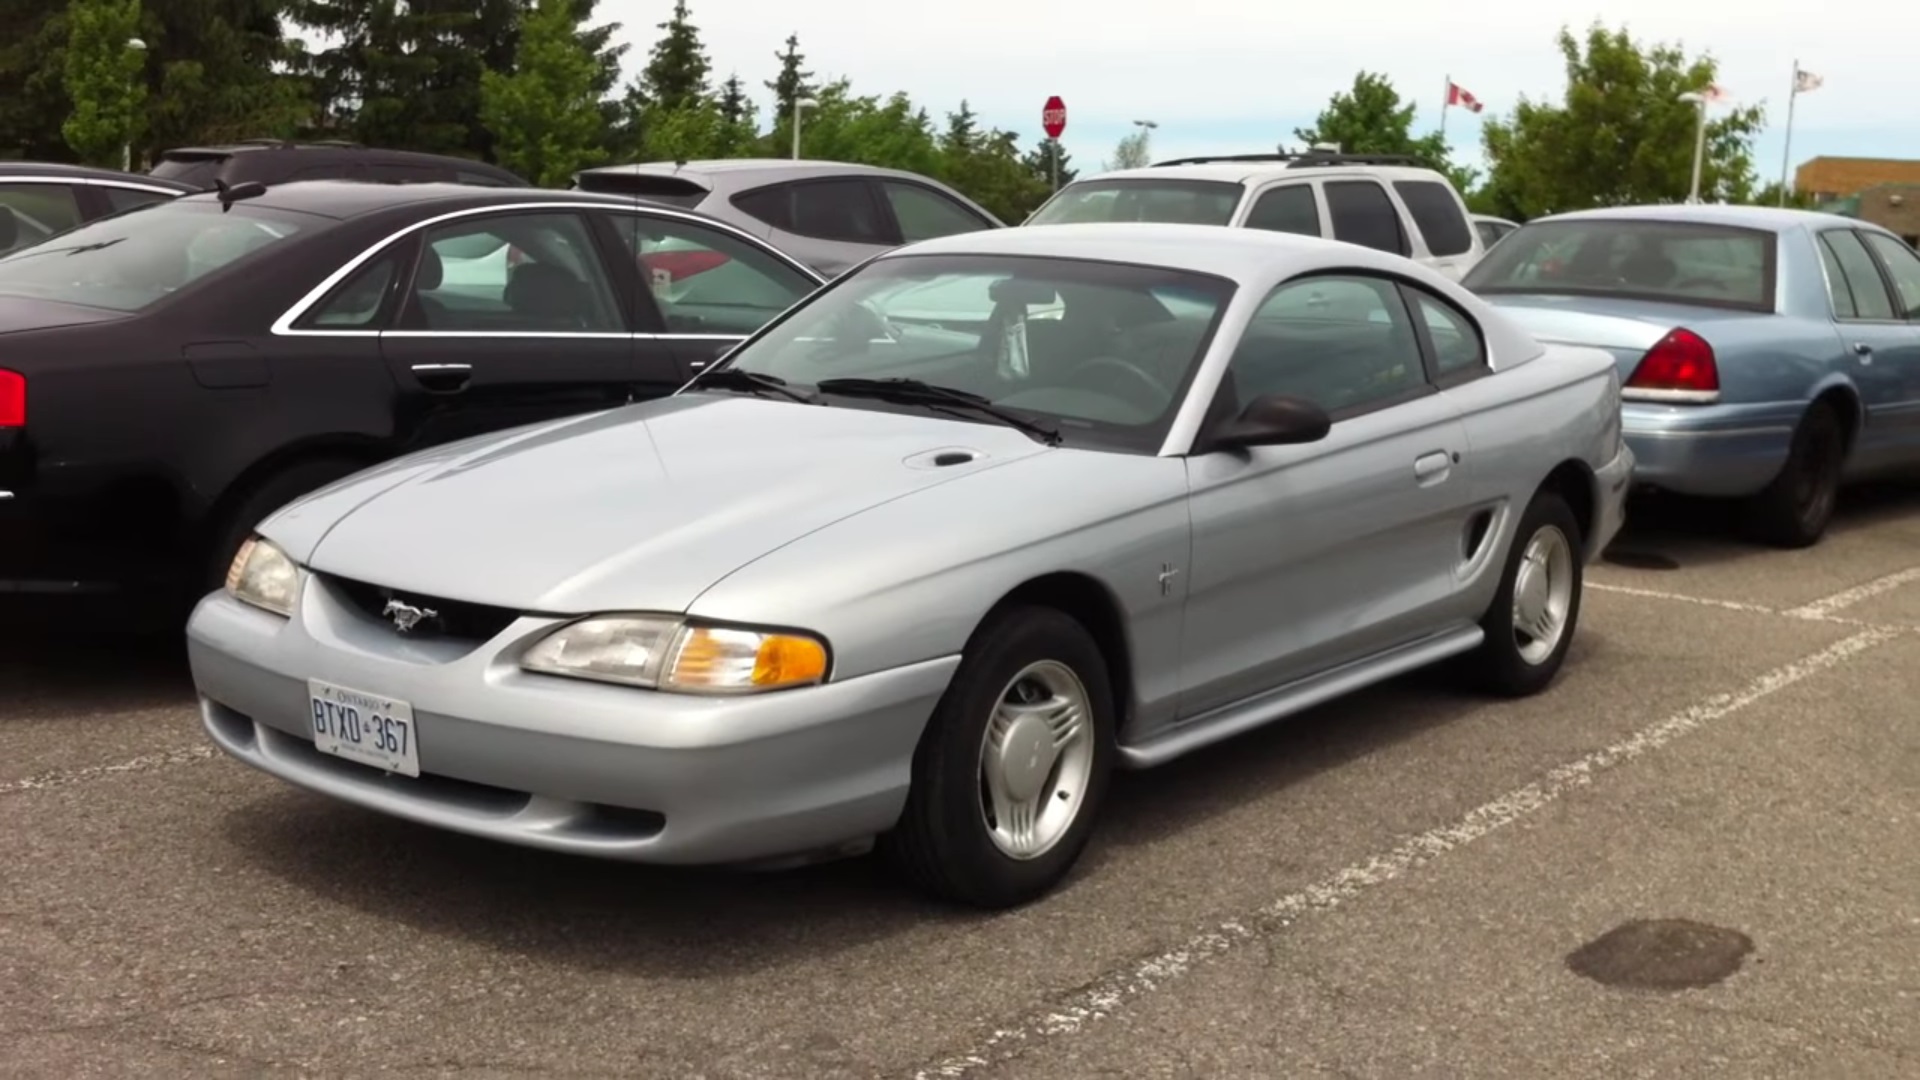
[1063,356,1172,411]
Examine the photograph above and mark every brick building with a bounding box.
[1795,156,1920,203]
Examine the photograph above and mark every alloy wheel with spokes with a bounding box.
[882,606,1116,909]
[1510,525,1575,666]
[977,660,1096,861]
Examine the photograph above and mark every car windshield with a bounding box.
[1463,218,1776,311]
[1026,179,1244,227]
[716,252,1238,452]
[0,198,311,312]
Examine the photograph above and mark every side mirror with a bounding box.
[1207,393,1330,451]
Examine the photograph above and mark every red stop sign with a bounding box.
[1042,96,1067,140]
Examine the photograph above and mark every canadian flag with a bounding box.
[1446,81,1483,113]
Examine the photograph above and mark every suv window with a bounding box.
[1393,180,1473,257]
[732,180,892,244]
[406,212,623,332]
[0,183,83,254]
[1323,181,1409,256]
[1243,184,1320,236]
[1229,274,1426,417]
[1862,232,1920,318]
[1819,230,1897,320]
[609,212,817,335]
[881,181,992,242]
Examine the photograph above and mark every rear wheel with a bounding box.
[198,458,363,598]
[881,606,1116,909]
[1463,488,1585,697]
[1743,401,1845,549]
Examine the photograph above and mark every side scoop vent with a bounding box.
[902,447,988,470]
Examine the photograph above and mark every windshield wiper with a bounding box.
[815,377,1062,445]
[687,367,818,404]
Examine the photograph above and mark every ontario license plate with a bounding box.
[307,678,420,778]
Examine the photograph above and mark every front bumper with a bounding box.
[186,579,960,866]
[1620,400,1800,499]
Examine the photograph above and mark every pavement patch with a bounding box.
[1565,918,1757,991]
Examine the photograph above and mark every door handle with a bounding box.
[1414,450,1453,484]
[1852,342,1874,359]
[411,362,472,393]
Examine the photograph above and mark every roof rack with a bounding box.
[1150,150,1429,169]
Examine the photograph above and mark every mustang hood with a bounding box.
[280,393,1052,614]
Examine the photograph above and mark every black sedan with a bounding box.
[1,162,196,255]
[0,180,828,623]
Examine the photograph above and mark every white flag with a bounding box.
[1699,83,1732,103]
[1795,69,1824,93]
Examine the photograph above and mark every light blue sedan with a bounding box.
[187,223,1631,909]
[1463,205,1920,547]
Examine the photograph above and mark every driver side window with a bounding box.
[1225,275,1427,418]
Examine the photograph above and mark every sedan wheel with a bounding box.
[1744,401,1844,549]
[977,660,1096,861]
[1465,488,1585,697]
[883,606,1115,909]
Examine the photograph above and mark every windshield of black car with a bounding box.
[1025,179,1245,227]
[1462,219,1776,311]
[0,199,312,311]
[713,252,1237,451]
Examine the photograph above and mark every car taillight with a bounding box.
[0,369,23,428]
[1625,328,1718,396]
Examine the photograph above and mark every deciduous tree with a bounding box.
[479,0,605,186]
[61,0,148,167]
[1478,22,1765,218]
[1293,71,1475,191]
[1106,127,1152,171]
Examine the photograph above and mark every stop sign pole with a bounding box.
[1042,96,1067,190]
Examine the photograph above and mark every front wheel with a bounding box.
[881,606,1116,909]
[1464,489,1585,698]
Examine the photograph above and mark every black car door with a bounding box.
[375,207,639,452]
[595,206,826,377]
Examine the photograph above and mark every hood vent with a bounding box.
[903,446,987,470]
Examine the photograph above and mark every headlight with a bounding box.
[520,614,830,694]
[225,535,301,616]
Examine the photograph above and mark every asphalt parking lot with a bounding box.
[4,490,1918,1079]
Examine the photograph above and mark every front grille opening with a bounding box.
[324,574,523,643]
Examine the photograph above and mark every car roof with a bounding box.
[0,161,196,192]
[165,179,730,222]
[1531,203,1862,234]
[578,158,924,183]
[880,220,1432,280]
[1082,161,1453,186]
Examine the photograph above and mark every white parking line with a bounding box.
[0,745,215,797]
[908,625,1906,1079]
[1586,582,1779,616]
[1784,566,1920,621]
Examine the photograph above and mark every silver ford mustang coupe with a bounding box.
[187,223,1633,909]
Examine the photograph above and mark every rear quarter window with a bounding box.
[1393,180,1473,257]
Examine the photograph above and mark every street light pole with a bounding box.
[123,36,147,172]
[1680,91,1708,204]
[791,97,818,160]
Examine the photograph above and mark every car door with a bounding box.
[376,207,638,452]
[598,206,826,377]
[1177,271,1474,720]
[1858,230,1920,442]
[729,178,896,277]
[0,181,84,255]
[1237,181,1325,238]
[1812,227,1920,468]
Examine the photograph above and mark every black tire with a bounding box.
[198,458,364,597]
[880,606,1117,909]
[1464,488,1586,698]
[1742,401,1845,549]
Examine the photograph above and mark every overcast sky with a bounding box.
[596,1,1914,187]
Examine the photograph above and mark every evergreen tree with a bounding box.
[940,100,980,159]
[1021,140,1076,190]
[480,0,606,186]
[764,33,813,126]
[717,74,749,127]
[640,0,710,112]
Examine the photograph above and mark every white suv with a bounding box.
[1023,150,1486,280]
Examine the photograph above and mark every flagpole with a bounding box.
[1778,60,1799,206]
[1439,74,1450,143]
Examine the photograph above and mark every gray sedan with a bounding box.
[187,223,1633,909]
